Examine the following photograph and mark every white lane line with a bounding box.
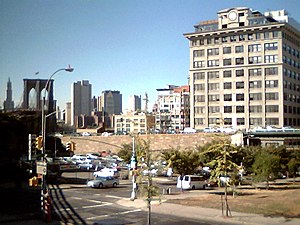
[104,195,124,199]
[82,203,112,209]
[86,209,142,220]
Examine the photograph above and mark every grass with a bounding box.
[167,181,300,218]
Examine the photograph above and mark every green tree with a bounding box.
[135,137,160,225]
[161,147,201,176]
[252,149,280,189]
[201,140,238,217]
[117,143,133,164]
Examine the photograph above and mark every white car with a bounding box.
[87,176,119,188]
[94,167,119,177]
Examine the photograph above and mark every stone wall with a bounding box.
[61,133,229,155]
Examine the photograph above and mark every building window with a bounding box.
[239,34,245,41]
[223,47,231,54]
[224,94,232,101]
[236,106,245,113]
[208,71,219,79]
[208,60,219,67]
[208,118,218,125]
[265,42,278,51]
[236,82,244,89]
[248,34,253,40]
[236,69,244,77]
[249,93,262,100]
[193,50,205,57]
[272,31,279,38]
[208,94,220,101]
[248,44,261,52]
[235,57,244,65]
[224,118,232,125]
[249,81,262,88]
[266,105,279,113]
[249,56,262,64]
[194,84,205,91]
[195,107,205,114]
[208,48,219,56]
[230,35,238,42]
[266,118,279,125]
[224,106,232,113]
[235,45,244,53]
[265,67,278,75]
[250,118,262,125]
[265,80,279,88]
[194,95,205,102]
[195,118,205,125]
[264,32,270,39]
[236,94,244,101]
[214,37,219,44]
[193,72,205,80]
[266,92,279,100]
[222,36,228,43]
[237,118,245,125]
[223,70,232,78]
[265,55,278,63]
[223,59,232,66]
[208,106,220,113]
[250,105,262,113]
[249,68,262,76]
[223,82,232,89]
[193,61,205,68]
[255,33,261,40]
[208,83,219,90]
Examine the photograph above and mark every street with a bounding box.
[48,171,216,225]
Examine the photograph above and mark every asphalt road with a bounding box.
[48,171,217,225]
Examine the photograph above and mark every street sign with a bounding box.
[37,162,47,175]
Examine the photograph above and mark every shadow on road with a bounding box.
[49,184,87,225]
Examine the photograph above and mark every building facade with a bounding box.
[3,78,14,111]
[155,85,190,132]
[185,7,300,130]
[128,95,142,112]
[114,112,155,135]
[99,90,122,129]
[71,80,92,126]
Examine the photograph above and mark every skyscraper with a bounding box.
[71,80,92,126]
[3,78,14,111]
[128,95,141,112]
[185,7,300,130]
[99,90,122,129]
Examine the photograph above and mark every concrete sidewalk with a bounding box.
[116,190,300,225]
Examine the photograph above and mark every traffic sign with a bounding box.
[37,162,47,175]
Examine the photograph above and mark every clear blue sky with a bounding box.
[1,0,299,111]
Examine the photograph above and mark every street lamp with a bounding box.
[40,65,74,216]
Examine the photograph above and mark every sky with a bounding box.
[1,0,300,111]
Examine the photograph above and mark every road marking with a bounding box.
[104,194,124,199]
[82,203,112,208]
[86,209,142,220]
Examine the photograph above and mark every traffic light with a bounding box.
[66,142,71,151]
[71,142,76,151]
[35,136,43,150]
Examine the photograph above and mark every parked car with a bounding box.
[78,162,94,170]
[93,167,119,178]
[87,176,119,188]
[177,175,207,190]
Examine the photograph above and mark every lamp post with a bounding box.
[40,66,74,217]
[130,135,137,200]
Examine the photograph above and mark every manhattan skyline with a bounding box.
[1,0,299,111]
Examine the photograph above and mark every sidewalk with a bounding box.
[116,177,300,225]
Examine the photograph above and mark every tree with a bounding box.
[252,149,280,189]
[161,147,201,176]
[135,137,160,225]
[201,140,238,217]
[117,143,133,164]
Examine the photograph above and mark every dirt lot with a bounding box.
[167,180,300,218]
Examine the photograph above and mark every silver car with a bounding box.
[87,176,119,188]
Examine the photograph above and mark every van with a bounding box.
[177,175,207,190]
